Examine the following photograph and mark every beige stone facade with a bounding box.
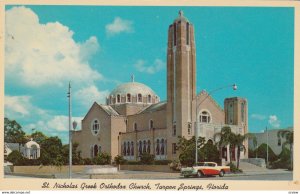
[72,11,248,162]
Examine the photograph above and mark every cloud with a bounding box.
[4,95,46,119]
[74,85,110,109]
[25,115,83,132]
[5,6,102,88]
[134,59,165,74]
[250,114,266,120]
[268,115,280,128]
[105,17,133,36]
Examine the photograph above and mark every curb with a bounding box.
[5,172,55,179]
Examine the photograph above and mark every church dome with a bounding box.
[107,81,160,105]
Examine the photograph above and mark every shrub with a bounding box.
[154,160,172,165]
[227,162,242,173]
[83,158,92,165]
[169,160,181,171]
[7,150,25,165]
[114,155,127,165]
[140,152,155,165]
[270,148,291,169]
[93,152,112,165]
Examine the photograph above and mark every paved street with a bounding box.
[5,170,292,180]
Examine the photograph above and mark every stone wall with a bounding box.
[120,165,175,172]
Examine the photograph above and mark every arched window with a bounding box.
[131,141,134,156]
[123,142,126,156]
[134,122,137,131]
[138,94,142,102]
[143,140,146,153]
[117,94,121,103]
[127,142,130,155]
[139,141,142,155]
[149,120,154,129]
[94,144,98,157]
[147,140,151,153]
[91,120,100,135]
[156,139,160,155]
[199,111,211,123]
[127,93,131,102]
[207,139,213,145]
[188,122,192,135]
[147,95,152,103]
[161,139,165,155]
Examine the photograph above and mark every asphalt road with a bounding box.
[5,171,292,180]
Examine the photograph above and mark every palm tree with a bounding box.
[277,130,293,170]
[231,133,253,169]
[214,126,234,163]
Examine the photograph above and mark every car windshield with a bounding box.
[197,162,205,166]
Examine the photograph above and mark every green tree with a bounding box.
[30,130,48,145]
[4,118,27,152]
[93,152,111,165]
[39,136,63,165]
[256,143,277,163]
[7,150,25,165]
[200,140,219,163]
[277,130,293,170]
[176,136,205,166]
[114,155,127,165]
[230,133,253,169]
[214,126,234,162]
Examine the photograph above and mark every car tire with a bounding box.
[219,170,225,177]
[197,171,204,178]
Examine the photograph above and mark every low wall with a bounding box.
[241,158,266,168]
[13,165,96,174]
[120,165,175,172]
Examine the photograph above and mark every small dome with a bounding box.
[25,139,40,149]
[110,82,157,97]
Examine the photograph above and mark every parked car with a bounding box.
[180,162,230,178]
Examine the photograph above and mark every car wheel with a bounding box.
[197,171,204,178]
[219,170,224,177]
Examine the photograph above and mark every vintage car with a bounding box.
[180,162,230,178]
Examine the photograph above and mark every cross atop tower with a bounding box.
[131,74,135,82]
[179,10,183,17]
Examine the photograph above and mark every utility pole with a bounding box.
[67,82,72,179]
[266,126,268,168]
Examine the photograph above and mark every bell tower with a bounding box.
[167,11,196,159]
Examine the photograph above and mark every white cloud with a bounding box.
[268,115,280,128]
[134,59,165,74]
[4,95,46,119]
[5,6,102,88]
[74,85,110,109]
[251,114,266,120]
[105,17,133,36]
[26,115,83,132]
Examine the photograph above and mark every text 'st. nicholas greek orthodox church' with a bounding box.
[73,11,248,162]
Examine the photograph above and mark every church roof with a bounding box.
[139,101,167,114]
[109,81,157,98]
[99,104,119,116]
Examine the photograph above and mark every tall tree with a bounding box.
[230,133,253,169]
[31,130,48,144]
[214,126,234,163]
[277,130,293,170]
[177,136,205,166]
[4,118,27,151]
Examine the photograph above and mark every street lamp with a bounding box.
[67,82,77,179]
[195,83,237,165]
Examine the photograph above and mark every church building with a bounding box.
[73,11,248,162]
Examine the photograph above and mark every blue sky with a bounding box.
[4,6,294,144]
